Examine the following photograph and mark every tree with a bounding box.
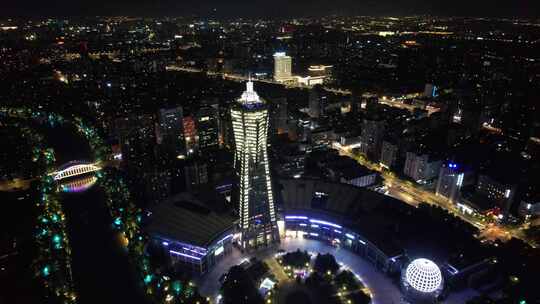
[221,266,264,304]
[334,270,361,290]
[314,253,339,275]
[305,271,337,303]
[348,291,371,304]
[246,259,270,283]
[306,271,323,287]
[282,249,310,268]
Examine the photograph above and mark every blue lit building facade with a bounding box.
[278,179,404,274]
[283,213,402,273]
[146,192,236,274]
[151,232,234,275]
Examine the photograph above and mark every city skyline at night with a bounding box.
[1,6,540,304]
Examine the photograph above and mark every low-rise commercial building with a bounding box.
[146,191,236,274]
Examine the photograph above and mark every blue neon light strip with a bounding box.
[182,247,206,256]
[215,183,233,190]
[217,234,233,244]
[284,215,343,230]
[285,216,308,220]
[346,233,356,240]
[390,255,402,262]
[309,219,342,229]
[170,250,202,260]
[159,237,207,253]
[446,264,459,275]
[334,229,342,234]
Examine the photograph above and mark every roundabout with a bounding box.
[196,237,402,304]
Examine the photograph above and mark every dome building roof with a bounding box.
[404,258,443,293]
[401,258,444,303]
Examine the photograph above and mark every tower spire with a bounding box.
[246,78,254,93]
[247,73,253,92]
[239,76,261,104]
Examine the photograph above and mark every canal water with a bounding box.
[44,125,148,304]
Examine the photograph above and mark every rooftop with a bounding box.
[145,190,236,248]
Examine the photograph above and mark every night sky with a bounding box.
[2,0,540,17]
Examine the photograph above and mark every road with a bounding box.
[334,144,535,247]
[166,65,315,89]
[266,256,290,283]
[0,177,34,191]
[165,65,435,115]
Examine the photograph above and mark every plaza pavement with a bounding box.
[196,237,479,303]
[196,237,403,304]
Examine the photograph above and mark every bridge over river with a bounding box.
[43,124,148,304]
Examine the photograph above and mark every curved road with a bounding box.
[196,237,402,304]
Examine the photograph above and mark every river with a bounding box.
[44,125,148,304]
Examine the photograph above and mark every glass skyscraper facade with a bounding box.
[231,81,279,249]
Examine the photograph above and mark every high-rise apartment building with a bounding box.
[380,140,399,170]
[404,152,442,183]
[231,81,279,249]
[184,158,209,190]
[159,106,185,158]
[115,114,156,173]
[359,118,386,162]
[268,96,288,135]
[308,86,328,118]
[435,163,473,204]
[196,106,220,152]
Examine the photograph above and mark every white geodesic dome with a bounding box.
[404,258,443,293]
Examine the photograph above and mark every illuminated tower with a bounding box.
[231,80,279,249]
[273,52,292,82]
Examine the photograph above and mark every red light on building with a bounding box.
[183,116,197,139]
[183,116,198,155]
